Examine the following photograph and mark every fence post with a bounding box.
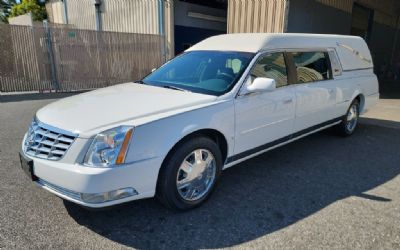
[158,0,167,63]
[43,20,59,91]
[63,0,69,24]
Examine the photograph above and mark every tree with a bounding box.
[9,0,47,22]
[0,0,17,23]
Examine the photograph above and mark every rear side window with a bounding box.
[291,52,332,83]
[250,52,288,88]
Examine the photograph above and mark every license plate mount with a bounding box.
[19,152,37,181]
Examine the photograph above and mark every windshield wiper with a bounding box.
[162,85,191,92]
[136,80,146,84]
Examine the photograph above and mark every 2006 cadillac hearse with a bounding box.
[20,33,379,210]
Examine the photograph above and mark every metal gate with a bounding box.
[0,24,164,92]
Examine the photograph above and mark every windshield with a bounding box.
[142,51,255,96]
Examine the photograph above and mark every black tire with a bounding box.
[156,136,222,211]
[336,99,360,137]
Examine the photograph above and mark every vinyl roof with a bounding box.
[187,33,365,53]
[186,33,373,71]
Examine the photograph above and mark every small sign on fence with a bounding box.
[67,31,76,38]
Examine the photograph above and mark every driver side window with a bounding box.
[250,52,288,88]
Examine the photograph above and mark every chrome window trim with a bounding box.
[234,47,339,98]
[342,67,374,72]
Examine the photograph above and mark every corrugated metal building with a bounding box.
[46,0,400,79]
[46,0,228,59]
[228,0,400,77]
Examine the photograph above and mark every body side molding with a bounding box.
[226,117,343,164]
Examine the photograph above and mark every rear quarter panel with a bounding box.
[334,69,379,116]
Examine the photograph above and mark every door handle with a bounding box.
[283,98,293,104]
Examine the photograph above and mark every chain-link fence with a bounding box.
[0,24,164,92]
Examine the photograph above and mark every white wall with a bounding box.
[8,13,33,26]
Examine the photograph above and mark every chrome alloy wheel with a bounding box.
[346,103,359,132]
[176,149,217,201]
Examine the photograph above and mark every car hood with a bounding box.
[36,83,217,137]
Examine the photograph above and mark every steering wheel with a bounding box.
[216,72,235,81]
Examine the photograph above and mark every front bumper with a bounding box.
[21,151,162,208]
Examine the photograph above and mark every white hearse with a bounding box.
[20,33,379,210]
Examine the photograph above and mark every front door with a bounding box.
[233,52,296,159]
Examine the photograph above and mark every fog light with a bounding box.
[80,188,138,204]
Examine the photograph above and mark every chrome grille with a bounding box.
[24,119,77,160]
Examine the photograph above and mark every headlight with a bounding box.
[23,118,38,152]
[84,126,134,167]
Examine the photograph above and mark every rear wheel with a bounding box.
[336,99,360,136]
[156,137,222,211]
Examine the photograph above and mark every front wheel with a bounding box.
[336,99,360,136]
[156,137,222,211]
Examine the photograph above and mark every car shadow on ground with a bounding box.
[65,120,400,249]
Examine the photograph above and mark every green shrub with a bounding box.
[9,0,46,21]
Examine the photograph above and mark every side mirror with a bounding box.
[151,68,157,73]
[246,77,276,93]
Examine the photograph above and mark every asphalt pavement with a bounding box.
[1,92,399,249]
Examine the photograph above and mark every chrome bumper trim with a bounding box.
[37,178,82,201]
